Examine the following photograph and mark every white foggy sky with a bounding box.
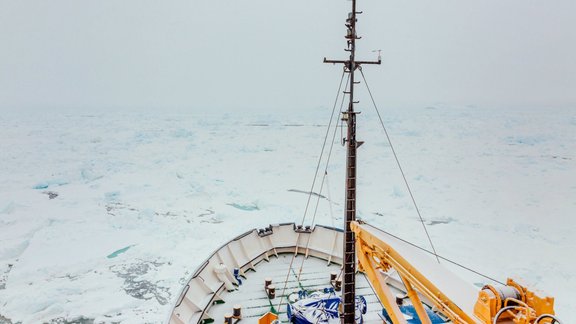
[0,0,575,113]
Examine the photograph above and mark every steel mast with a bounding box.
[324,0,380,322]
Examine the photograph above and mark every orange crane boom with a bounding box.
[351,221,558,324]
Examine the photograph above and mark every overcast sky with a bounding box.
[1,0,575,113]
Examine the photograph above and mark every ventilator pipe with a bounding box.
[214,264,235,291]
[535,314,562,324]
[233,268,242,285]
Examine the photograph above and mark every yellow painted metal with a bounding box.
[351,221,476,323]
[474,279,555,323]
[400,276,432,324]
[351,221,558,324]
[474,289,499,322]
[356,245,407,323]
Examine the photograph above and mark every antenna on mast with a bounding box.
[372,49,382,61]
[323,0,380,322]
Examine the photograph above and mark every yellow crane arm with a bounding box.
[350,221,557,324]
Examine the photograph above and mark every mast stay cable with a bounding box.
[296,71,351,280]
[378,227,505,285]
[357,68,510,284]
[276,70,348,312]
[356,71,508,285]
[299,70,347,226]
[358,67,441,263]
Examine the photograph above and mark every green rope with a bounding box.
[267,298,278,314]
[291,268,307,291]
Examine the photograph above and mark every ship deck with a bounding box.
[208,254,389,323]
[168,223,459,324]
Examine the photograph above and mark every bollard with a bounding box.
[233,304,242,318]
[267,284,276,299]
[330,272,338,282]
[265,277,272,289]
[335,279,342,291]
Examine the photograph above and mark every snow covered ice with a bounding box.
[0,106,574,323]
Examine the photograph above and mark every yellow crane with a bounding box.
[351,221,558,324]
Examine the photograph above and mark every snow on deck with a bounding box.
[209,254,388,323]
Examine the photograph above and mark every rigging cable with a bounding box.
[296,72,350,280]
[359,68,511,285]
[359,67,440,264]
[276,70,348,312]
[325,173,336,229]
[376,226,505,285]
[299,71,347,226]
[324,172,340,270]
